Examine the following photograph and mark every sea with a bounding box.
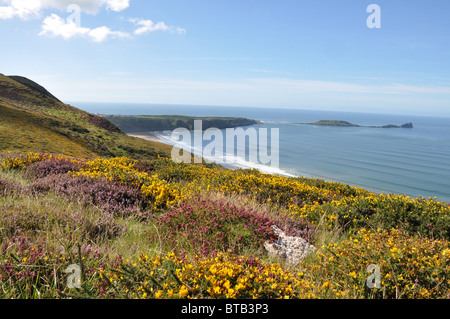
[74,102,450,203]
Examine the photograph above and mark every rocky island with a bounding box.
[303,120,413,129]
[306,120,360,127]
[375,122,413,129]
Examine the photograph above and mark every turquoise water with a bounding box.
[75,102,450,202]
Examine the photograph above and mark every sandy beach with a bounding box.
[126,131,296,176]
[127,131,166,143]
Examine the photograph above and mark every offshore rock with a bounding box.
[264,225,316,266]
[400,122,413,128]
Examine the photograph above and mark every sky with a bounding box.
[1,0,450,116]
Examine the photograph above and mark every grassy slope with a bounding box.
[0,73,172,159]
[0,103,96,157]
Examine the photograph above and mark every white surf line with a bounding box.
[126,131,296,177]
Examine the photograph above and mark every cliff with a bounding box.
[102,115,261,133]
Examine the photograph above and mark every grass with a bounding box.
[0,152,448,299]
[0,73,174,159]
[0,101,174,159]
[0,103,98,157]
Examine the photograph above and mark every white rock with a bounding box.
[264,225,315,266]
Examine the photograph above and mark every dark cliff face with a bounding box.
[382,122,413,128]
[102,115,261,133]
[400,122,413,128]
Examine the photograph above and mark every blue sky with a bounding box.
[1,0,450,116]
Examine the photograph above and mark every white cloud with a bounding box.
[130,18,186,35]
[88,25,129,42]
[175,26,186,35]
[39,13,129,42]
[102,0,129,12]
[0,1,185,42]
[0,0,130,19]
[0,0,43,19]
[39,14,88,39]
[0,5,14,19]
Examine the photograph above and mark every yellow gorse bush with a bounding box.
[101,251,317,299]
[101,227,449,299]
[140,176,182,209]
[291,192,450,237]
[154,158,344,205]
[0,152,82,170]
[74,157,183,209]
[309,228,450,299]
[74,157,147,185]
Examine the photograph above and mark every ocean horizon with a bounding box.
[74,102,450,203]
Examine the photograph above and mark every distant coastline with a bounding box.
[102,114,261,133]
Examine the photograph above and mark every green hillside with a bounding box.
[7,75,61,102]
[0,73,173,158]
[102,114,261,133]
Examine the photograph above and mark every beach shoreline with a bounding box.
[126,131,297,177]
[128,131,166,143]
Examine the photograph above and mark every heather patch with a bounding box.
[0,206,46,237]
[26,158,85,179]
[28,174,143,217]
[0,204,126,241]
[133,160,155,174]
[151,198,278,257]
[0,236,113,298]
[265,210,317,244]
[0,178,18,196]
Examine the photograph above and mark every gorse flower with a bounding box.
[309,228,450,299]
[73,157,183,209]
[102,252,316,299]
[1,152,449,299]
